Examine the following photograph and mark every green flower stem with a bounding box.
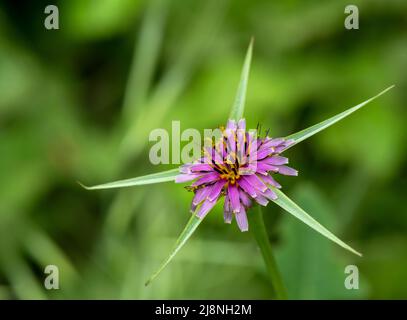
[250,206,287,299]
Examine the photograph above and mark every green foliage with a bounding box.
[0,0,406,299]
[272,188,361,256]
[275,183,367,299]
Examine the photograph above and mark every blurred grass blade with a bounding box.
[0,252,46,299]
[80,168,179,190]
[272,188,362,256]
[229,38,254,121]
[23,226,79,285]
[121,0,228,160]
[284,85,395,149]
[145,214,202,286]
[122,0,168,121]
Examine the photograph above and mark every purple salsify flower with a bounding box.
[175,118,297,232]
[82,38,389,285]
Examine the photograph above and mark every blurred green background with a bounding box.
[0,0,406,299]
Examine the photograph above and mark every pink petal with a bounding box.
[256,161,287,174]
[238,163,257,175]
[261,175,281,188]
[223,196,233,224]
[235,206,248,232]
[180,164,192,174]
[253,194,269,206]
[246,132,258,158]
[237,177,258,197]
[190,164,214,172]
[257,164,279,173]
[264,155,289,165]
[225,129,236,156]
[175,173,203,183]
[208,180,226,201]
[196,199,217,219]
[192,172,220,186]
[215,140,226,160]
[192,187,211,206]
[224,210,233,224]
[226,119,237,130]
[262,188,278,200]
[256,148,274,160]
[277,139,295,152]
[228,183,241,213]
[237,129,246,163]
[254,162,273,175]
[239,188,252,208]
[203,146,223,165]
[277,165,298,176]
[190,202,197,213]
[237,119,246,131]
[240,174,268,192]
[262,137,285,148]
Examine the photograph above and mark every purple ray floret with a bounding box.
[176,119,297,232]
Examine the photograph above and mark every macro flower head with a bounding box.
[82,39,394,287]
[176,118,297,231]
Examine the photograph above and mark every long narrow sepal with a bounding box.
[284,85,395,150]
[272,188,362,256]
[228,38,254,121]
[145,214,203,286]
[79,168,179,190]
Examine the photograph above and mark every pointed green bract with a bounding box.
[79,168,179,190]
[284,85,395,150]
[228,38,254,121]
[271,188,362,256]
[145,214,203,286]
[146,40,255,285]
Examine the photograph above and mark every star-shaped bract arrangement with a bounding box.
[81,39,394,285]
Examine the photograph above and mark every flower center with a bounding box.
[218,164,240,184]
